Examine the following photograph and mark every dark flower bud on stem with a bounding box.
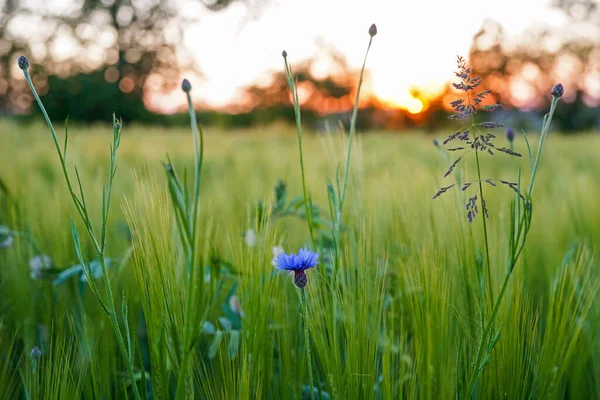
[282,50,287,58]
[293,271,308,289]
[506,127,515,142]
[18,55,29,70]
[30,346,42,361]
[369,23,377,37]
[551,83,563,98]
[181,79,192,93]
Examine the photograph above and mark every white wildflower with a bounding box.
[229,295,245,317]
[272,245,284,266]
[29,254,53,279]
[244,229,256,247]
[0,226,13,249]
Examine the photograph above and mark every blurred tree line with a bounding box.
[464,0,600,132]
[1,0,599,132]
[0,0,262,121]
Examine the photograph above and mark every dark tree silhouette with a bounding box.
[0,0,265,119]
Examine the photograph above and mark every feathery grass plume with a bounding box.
[433,55,567,397]
[435,56,524,218]
[435,56,511,331]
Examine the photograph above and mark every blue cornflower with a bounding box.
[274,247,319,288]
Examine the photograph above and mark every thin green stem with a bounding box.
[99,255,141,400]
[474,151,494,304]
[22,65,141,400]
[283,55,317,249]
[465,93,560,398]
[301,288,315,400]
[175,90,204,400]
[527,97,558,196]
[467,89,493,304]
[331,32,375,278]
[339,36,373,211]
[465,267,512,398]
[22,69,87,226]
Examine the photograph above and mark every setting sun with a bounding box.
[406,97,423,114]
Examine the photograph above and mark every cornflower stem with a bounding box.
[338,35,373,211]
[174,90,204,400]
[22,66,141,400]
[282,55,317,249]
[528,96,559,196]
[331,31,374,279]
[301,288,315,400]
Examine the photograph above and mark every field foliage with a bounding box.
[1,118,599,398]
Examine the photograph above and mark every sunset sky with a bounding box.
[148,0,568,113]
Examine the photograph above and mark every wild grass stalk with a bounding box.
[463,85,564,398]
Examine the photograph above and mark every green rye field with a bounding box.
[1,118,599,398]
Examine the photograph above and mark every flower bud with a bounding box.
[30,346,42,361]
[293,271,308,289]
[282,50,287,58]
[18,56,29,70]
[369,24,377,37]
[506,127,515,142]
[181,78,192,93]
[551,83,563,98]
